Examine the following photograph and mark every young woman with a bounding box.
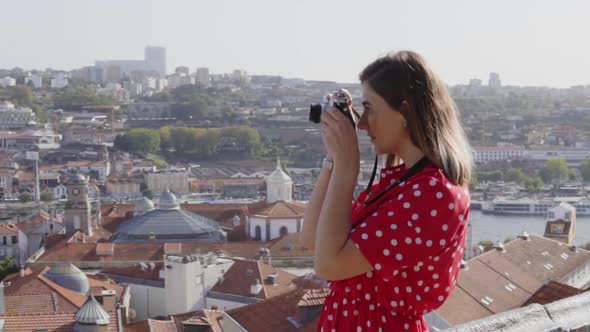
[300,50,473,332]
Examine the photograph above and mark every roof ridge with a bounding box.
[255,260,269,300]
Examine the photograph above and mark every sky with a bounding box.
[1,0,589,87]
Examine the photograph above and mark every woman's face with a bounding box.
[357,82,410,155]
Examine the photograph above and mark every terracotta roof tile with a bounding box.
[0,311,120,331]
[268,232,314,258]
[436,234,590,325]
[249,200,306,218]
[210,260,298,300]
[523,280,584,306]
[297,288,330,307]
[100,263,164,281]
[0,222,18,235]
[226,287,323,332]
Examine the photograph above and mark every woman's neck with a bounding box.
[398,144,425,169]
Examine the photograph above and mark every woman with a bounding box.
[300,50,473,332]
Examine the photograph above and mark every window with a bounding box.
[550,223,564,234]
[2,236,6,245]
[11,236,17,244]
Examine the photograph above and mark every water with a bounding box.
[469,210,590,246]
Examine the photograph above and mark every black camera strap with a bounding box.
[362,156,430,206]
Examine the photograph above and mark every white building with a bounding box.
[53,184,68,200]
[146,169,189,194]
[473,146,525,164]
[247,158,306,241]
[24,74,43,89]
[525,149,590,167]
[50,73,69,89]
[0,77,16,87]
[0,102,35,130]
[196,67,210,85]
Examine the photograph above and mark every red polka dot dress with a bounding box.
[317,162,470,332]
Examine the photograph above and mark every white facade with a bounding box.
[146,170,188,194]
[163,254,233,315]
[196,67,210,85]
[474,146,525,164]
[525,149,590,165]
[265,158,293,203]
[50,75,69,89]
[0,77,16,87]
[249,217,300,242]
[0,104,35,130]
[127,283,167,322]
[25,74,43,89]
[53,184,67,200]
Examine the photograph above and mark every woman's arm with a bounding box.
[299,166,332,250]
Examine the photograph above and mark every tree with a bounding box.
[32,105,49,124]
[171,97,208,120]
[568,168,580,181]
[539,158,569,183]
[0,257,19,280]
[170,127,197,152]
[469,173,479,190]
[125,129,161,155]
[10,85,32,106]
[40,191,54,202]
[19,192,32,203]
[504,168,526,183]
[580,160,590,182]
[525,176,544,194]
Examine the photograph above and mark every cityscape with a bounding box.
[0,43,590,331]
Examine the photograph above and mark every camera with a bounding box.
[309,88,356,128]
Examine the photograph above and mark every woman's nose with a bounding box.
[357,112,368,130]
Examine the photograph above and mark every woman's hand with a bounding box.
[321,108,360,175]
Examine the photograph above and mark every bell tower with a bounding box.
[64,173,92,237]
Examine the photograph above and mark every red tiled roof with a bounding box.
[249,200,306,218]
[100,263,164,281]
[226,287,323,332]
[0,222,18,235]
[210,260,298,300]
[436,234,590,325]
[523,280,584,306]
[0,311,119,331]
[267,232,314,258]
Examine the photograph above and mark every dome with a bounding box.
[45,263,90,294]
[134,196,155,214]
[266,157,292,183]
[68,173,88,185]
[158,188,179,210]
[74,296,110,326]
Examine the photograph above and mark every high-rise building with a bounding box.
[196,67,210,85]
[489,72,501,89]
[145,46,166,77]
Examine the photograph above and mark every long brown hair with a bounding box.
[360,50,473,186]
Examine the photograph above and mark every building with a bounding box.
[50,73,69,89]
[489,72,501,89]
[543,203,576,245]
[207,258,300,311]
[64,173,93,237]
[0,77,16,87]
[126,101,174,120]
[436,233,590,325]
[112,193,226,243]
[0,102,35,130]
[473,145,525,164]
[24,74,42,88]
[246,158,305,241]
[124,309,224,332]
[100,252,232,321]
[146,169,189,194]
[145,46,166,77]
[0,263,130,330]
[0,129,61,152]
[106,175,142,200]
[196,67,210,85]
[0,223,23,264]
[525,148,590,167]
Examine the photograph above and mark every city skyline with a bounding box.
[1,0,589,88]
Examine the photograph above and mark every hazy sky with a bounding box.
[1,0,589,87]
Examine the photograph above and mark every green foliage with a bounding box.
[18,192,32,203]
[580,160,590,182]
[0,257,19,280]
[31,105,49,124]
[9,85,32,106]
[118,129,161,156]
[171,97,208,120]
[568,168,580,181]
[504,168,526,183]
[476,170,503,182]
[539,158,569,183]
[469,173,479,190]
[40,190,54,202]
[145,153,168,169]
[53,86,117,108]
[525,176,544,193]
[478,240,494,251]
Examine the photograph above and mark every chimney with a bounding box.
[250,279,263,295]
[19,266,25,277]
[98,290,117,311]
[268,273,278,285]
[517,231,530,241]
[569,245,578,252]
[0,282,5,315]
[267,256,272,268]
[495,241,506,253]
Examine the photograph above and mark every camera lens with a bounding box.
[309,104,322,123]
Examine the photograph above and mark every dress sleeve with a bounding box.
[349,175,468,278]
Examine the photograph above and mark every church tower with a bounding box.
[265,157,292,203]
[64,173,92,237]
